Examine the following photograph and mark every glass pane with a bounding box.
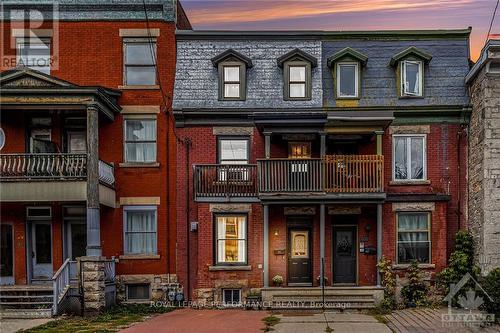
[398,242,429,264]
[126,232,156,254]
[336,230,353,255]
[35,224,51,264]
[394,137,408,179]
[71,224,87,260]
[126,142,156,162]
[398,213,428,231]
[1,225,13,277]
[125,43,155,65]
[128,284,150,300]
[398,232,428,242]
[68,132,86,153]
[339,64,356,96]
[289,83,306,98]
[126,120,156,141]
[217,216,246,263]
[125,66,156,85]
[291,231,308,258]
[404,62,420,95]
[220,140,248,162]
[224,83,240,98]
[126,210,156,232]
[410,137,424,179]
[224,66,240,82]
[18,42,50,73]
[289,66,306,81]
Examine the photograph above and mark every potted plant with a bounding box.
[272,274,284,287]
[316,275,329,286]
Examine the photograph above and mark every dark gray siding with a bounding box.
[322,39,470,107]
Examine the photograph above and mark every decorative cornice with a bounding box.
[327,47,368,67]
[211,49,253,68]
[389,46,433,66]
[277,48,318,68]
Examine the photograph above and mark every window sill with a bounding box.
[119,162,160,168]
[393,263,435,270]
[389,180,430,186]
[335,96,360,100]
[118,85,160,90]
[208,265,251,271]
[119,254,160,260]
[399,95,424,99]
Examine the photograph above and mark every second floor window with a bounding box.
[124,39,156,86]
[337,62,359,98]
[401,60,423,97]
[393,135,426,181]
[218,138,249,165]
[124,119,157,163]
[17,38,51,74]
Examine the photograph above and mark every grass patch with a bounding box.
[261,314,280,332]
[373,314,389,325]
[20,304,174,333]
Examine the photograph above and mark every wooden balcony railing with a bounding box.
[0,153,115,187]
[194,164,258,198]
[258,155,384,194]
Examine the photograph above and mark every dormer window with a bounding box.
[390,46,432,98]
[212,49,253,101]
[327,47,368,100]
[277,49,317,101]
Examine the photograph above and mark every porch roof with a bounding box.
[0,67,122,120]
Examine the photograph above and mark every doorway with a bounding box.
[287,218,312,286]
[30,222,53,281]
[332,225,357,284]
[0,224,14,285]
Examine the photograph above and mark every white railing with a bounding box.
[52,258,76,316]
[104,257,116,284]
[98,160,115,187]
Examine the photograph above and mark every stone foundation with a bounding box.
[194,279,257,304]
[79,256,107,315]
[116,274,178,303]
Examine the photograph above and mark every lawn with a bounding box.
[20,304,175,333]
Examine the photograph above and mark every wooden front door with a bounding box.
[333,226,357,284]
[288,228,312,285]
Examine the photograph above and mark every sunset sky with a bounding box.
[182,0,500,61]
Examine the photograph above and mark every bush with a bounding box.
[377,256,397,313]
[401,260,428,307]
[482,268,500,319]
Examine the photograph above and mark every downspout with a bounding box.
[184,137,191,301]
[166,109,171,283]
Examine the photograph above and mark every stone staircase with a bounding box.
[261,286,384,310]
[0,285,54,318]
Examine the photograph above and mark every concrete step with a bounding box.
[0,308,53,319]
[269,301,376,310]
[0,285,54,316]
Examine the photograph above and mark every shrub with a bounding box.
[272,274,283,287]
[482,268,500,319]
[377,256,397,313]
[401,260,428,307]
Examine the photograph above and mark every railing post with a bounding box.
[52,276,58,316]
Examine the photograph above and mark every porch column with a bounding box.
[320,204,325,286]
[263,204,269,287]
[86,105,102,257]
[376,203,382,286]
[320,132,326,157]
[264,132,271,159]
[375,130,384,155]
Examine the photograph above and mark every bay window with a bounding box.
[124,118,157,163]
[124,206,157,255]
[397,212,430,264]
[215,215,247,265]
[393,135,426,181]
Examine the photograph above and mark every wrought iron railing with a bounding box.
[98,160,115,187]
[104,257,116,284]
[194,164,258,198]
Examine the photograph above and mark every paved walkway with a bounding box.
[273,311,392,333]
[0,318,53,333]
[385,308,500,333]
[120,308,267,333]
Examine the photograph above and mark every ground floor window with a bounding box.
[123,206,157,255]
[397,212,430,264]
[126,283,150,301]
[222,288,241,306]
[215,215,247,265]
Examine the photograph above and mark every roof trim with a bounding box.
[327,47,368,67]
[466,39,500,84]
[390,46,433,66]
[211,49,253,68]
[277,49,318,68]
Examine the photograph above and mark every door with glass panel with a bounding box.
[0,224,14,285]
[31,222,53,280]
[287,222,312,285]
[66,131,86,154]
[333,226,357,284]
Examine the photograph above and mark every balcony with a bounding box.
[0,153,115,206]
[193,155,384,201]
[193,164,258,200]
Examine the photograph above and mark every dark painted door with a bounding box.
[288,228,312,285]
[333,226,357,284]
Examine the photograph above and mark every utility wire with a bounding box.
[486,0,500,44]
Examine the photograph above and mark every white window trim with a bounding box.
[16,38,51,74]
[222,65,241,99]
[123,205,158,255]
[222,288,242,307]
[215,214,247,265]
[401,60,423,97]
[336,62,359,98]
[392,134,427,182]
[396,212,431,264]
[123,38,157,86]
[123,118,157,163]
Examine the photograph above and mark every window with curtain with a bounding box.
[397,212,430,264]
[216,215,247,264]
[401,60,423,96]
[393,135,425,181]
[124,39,156,86]
[17,38,51,74]
[125,119,157,163]
[124,206,157,255]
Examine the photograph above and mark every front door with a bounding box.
[288,228,312,285]
[333,226,357,284]
[0,224,14,285]
[31,222,53,280]
[67,222,87,260]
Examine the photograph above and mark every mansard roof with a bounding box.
[211,49,253,68]
[277,48,318,68]
[327,47,368,67]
